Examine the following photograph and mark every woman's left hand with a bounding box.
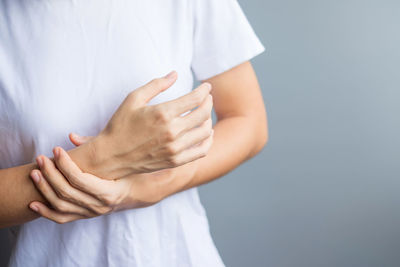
[29,146,168,224]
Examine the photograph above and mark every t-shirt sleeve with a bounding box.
[191,0,265,81]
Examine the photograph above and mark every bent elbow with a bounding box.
[250,119,269,157]
[256,127,269,154]
[259,127,269,151]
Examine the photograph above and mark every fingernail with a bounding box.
[31,171,41,183]
[165,71,176,80]
[30,204,39,212]
[203,82,212,91]
[36,156,43,168]
[53,147,60,158]
[72,133,81,140]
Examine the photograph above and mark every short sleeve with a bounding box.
[191,0,265,81]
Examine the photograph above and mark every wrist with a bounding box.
[158,161,200,200]
[121,160,200,209]
[88,133,124,179]
[68,133,119,179]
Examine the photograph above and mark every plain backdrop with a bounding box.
[1,0,400,266]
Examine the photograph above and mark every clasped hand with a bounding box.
[29,71,214,224]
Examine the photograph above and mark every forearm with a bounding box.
[0,142,99,228]
[187,115,267,187]
[161,114,268,198]
[190,116,267,187]
[0,74,214,227]
[0,163,44,228]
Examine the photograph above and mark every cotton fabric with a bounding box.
[0,1,265,266]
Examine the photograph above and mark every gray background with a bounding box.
[1,0,400,266]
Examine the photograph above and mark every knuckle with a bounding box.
[165,143,178,155]
[55,203,68,213]
[66,177,79,188]
[101,194,117,207]
[103,197,114,207]
[57,188,72,200]
[67,173,82,187]
[70,171,81,183]
[167,156,180,167]
[199,143,210,157]
[153,107,169,123]
[153,105,165,114]
[126,90,136,99]
[126,91,142,106]
[132,90,143,101]
[101,206,113,214]
[89,206,102,216]
[91,205,112,216]
[164,127,178,142]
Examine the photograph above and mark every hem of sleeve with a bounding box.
[193,43,266,81]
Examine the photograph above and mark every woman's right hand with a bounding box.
[83,71,214,180]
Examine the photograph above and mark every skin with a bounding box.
[0,71,214,228]
[0,61,268,227]
[29,61,269,223]
[86,71,215,179]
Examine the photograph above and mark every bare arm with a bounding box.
[160,61,268,197]
[22,61,267,224]
[0,163,43,227]
[0,73,213,228]
[0,143,96,228]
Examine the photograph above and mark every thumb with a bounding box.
[130,71,177,106]
[68,133,94,147]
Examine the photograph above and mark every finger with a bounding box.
[37,154,105,210]
[53,147,114,194]
[160,82,212,117]
[130,71,178,106]
[69,133,93,146]
[168,118,213,154]
[51,147,84,187]
[171,130,214,166]
[175,94,213,135]
[30,170,95,217]
[29,201,87,224]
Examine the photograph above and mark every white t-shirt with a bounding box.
[0,1,265,266]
